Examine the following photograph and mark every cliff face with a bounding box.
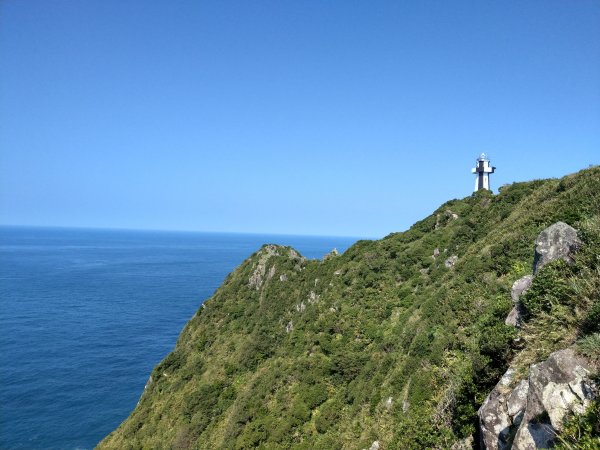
[98,167,600,450]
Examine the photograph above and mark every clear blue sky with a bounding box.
[1,1,599,238]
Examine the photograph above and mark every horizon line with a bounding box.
[0,223,376,240]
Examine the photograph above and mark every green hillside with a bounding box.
[98,167,600,450]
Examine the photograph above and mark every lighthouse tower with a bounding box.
[471,153,495,192]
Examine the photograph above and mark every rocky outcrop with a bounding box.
[365,441,380,450]
[506,276,533,328]
[435,210,459,229]
[482,223,596,449]
[506,221,580,327]
[505,307,523,328]
[445,255,459,268]
[478,349,597,449]
[479,369,524,450]
[512,348,597,449]
[533,222,581,274]
[323,248,339,261]
[248,245,280,290]
[511,276,533,302]
[506,380,528,427]
[248,245,307,289]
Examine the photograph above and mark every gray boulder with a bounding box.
[478,369,525,450]
[533,222,581,274]
[478,349,597,449]
[506,275,533,328]
[506,380,529,427]
[505,305,523,328]
[511,276,533,302]
[512,348,597,449]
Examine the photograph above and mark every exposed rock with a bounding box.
[511,276,533,302]
[420,268,429,275]
[136,375,154,406]
[506,276,532,328]
[248,265,266,290]
[324,248,339,260]
[435,210,459,229]
[451,435,474,450]
[144,375,153,391]
[285,320,293,333]
[479,349,597,450]
[308,291,320,304]
[385,396,393,410]
[279,274,288,282]
[295,301,306,313]
[505,305,524,328]
[288,248,307,271]
[267,265,276,281]
[506,380,528,427]
[478,368,521,450]
[365,441,380,450]
[334,270,342,275]
[432,248,440,259]
[512,348,597,449]
[533,222,581,274]
[445,255,459,268]
[480,221,595,448]
[248,245,280,290]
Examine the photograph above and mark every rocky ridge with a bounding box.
[479,222,597,450]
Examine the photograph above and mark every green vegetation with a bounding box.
[98,167,600,450]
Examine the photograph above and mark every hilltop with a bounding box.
[98,167,600,449]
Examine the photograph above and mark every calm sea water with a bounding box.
[0,226,358,450]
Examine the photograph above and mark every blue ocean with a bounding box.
[0,226,358,450]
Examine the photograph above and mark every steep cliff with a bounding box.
[98,167,600,450]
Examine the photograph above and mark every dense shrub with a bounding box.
[301,382,328,409]
[520,260,575,318]
[315,399,342,433]
[582,303,600,334]
[554,398,600,449]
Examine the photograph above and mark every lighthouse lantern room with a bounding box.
[472,153,496,192]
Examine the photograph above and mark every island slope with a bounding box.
[98,167,600,449]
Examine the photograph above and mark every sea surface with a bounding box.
[0,226,359,450]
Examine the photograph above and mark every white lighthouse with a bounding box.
[471,153,495,192]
